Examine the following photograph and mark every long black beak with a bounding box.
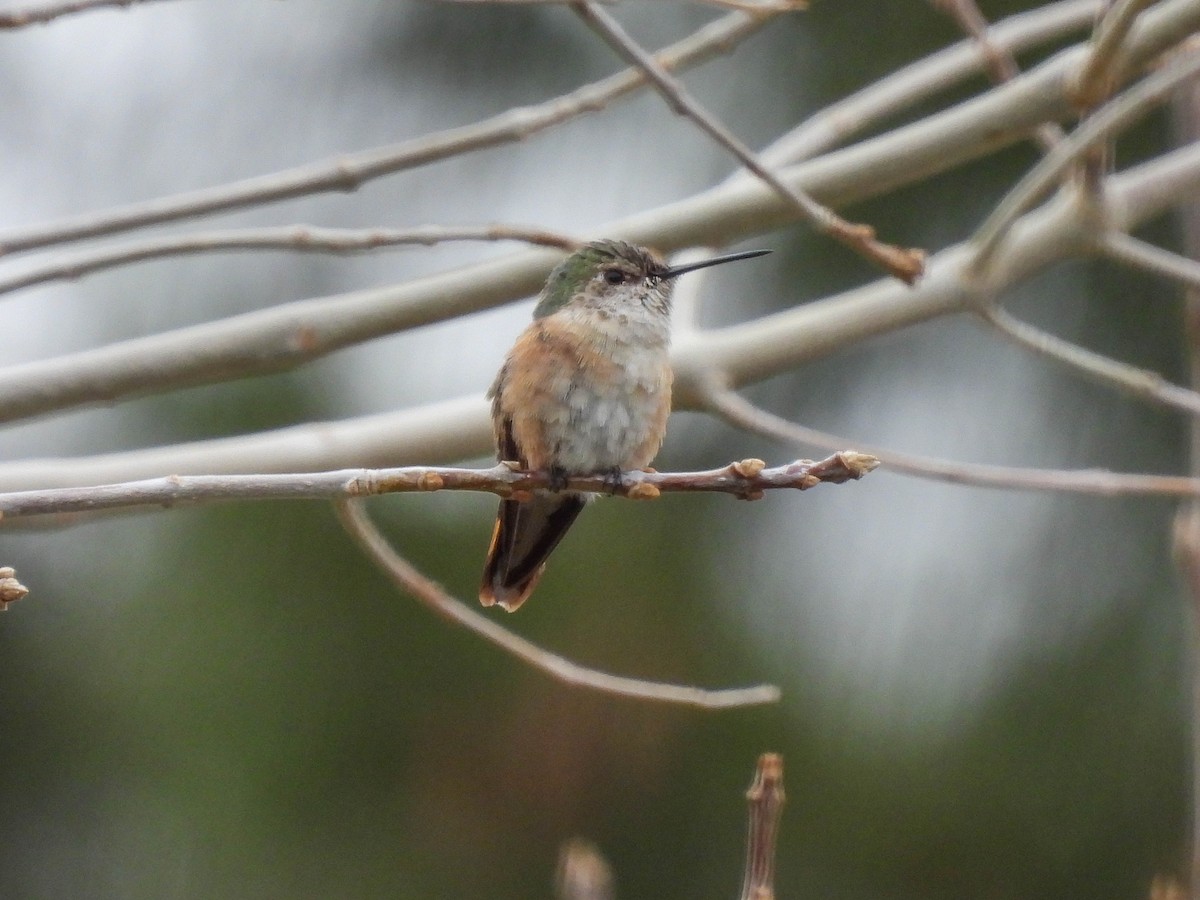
[660,248,771,279]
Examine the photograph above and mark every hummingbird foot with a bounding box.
[603,466,625,495]
[548,465,570,492]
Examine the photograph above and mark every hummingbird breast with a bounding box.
[494,311,673,475]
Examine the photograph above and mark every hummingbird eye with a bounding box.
[602,268,626,286]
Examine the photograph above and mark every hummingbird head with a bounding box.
[533,239,770,320]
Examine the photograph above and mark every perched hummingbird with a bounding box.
[479,239,770,612]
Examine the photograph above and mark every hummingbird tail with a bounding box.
[479,494,586,612]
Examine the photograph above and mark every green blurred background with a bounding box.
[0,1,1191,897]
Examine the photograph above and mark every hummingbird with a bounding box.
[479,239,770,612]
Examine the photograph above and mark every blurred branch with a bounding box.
[572,0,926,284]
[555,839,615,900]
[970,43,1200,275]
[334,498,781,708]
[1103,231,1200,291]
[1167,75,1200,899]
[0,8,770,257]
[0,567,29,612]
[706,387,1200,497]
[739,753,785,900]
[0,0,171,28]
[0,455,878,523]
[0,224,580,298]
[676,0,1097,328]
[747,0,1097,168]
[928,0,1064,150]
[5,0,1191,427]
[1,142,1197,491]
[979,304,1200,416]
[1070,0,1156,108]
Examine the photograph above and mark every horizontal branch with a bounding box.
[0,224,580,298]
[0,455,879,523]
[2,143,1195,495]
[707,387,1200,497]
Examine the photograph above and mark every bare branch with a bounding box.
[1103,231,1200,292]
[979,304,1200,416]
[928,0,1065,150]
[0,0,172,28]
[0,9,770,257]
[3,1,1197,427]
[2,141,1196,494]
[555,839,615,900]
[572,0,926,284]
[705,387,1200,497]
[750,0,1098,168]
[334,499,781,708]
[739,753,785,900]
[0,455,877,523]
[0,224,580,299]
[970,44,1200,274]
[1071,0,1157,108]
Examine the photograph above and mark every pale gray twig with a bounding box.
[1103,231,1200,292]
[0,9,770,257]
[0,224,579,298]
[1072,0,1158,107]
[706,387,1200,497]
[571,0,926,284]
[970,43,1200,274]
[335,498,781,708]
[979,304,1200,417]
[929,0,1065,150]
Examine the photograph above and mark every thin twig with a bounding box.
[738,753,785,900]
[929,0,1064,151]
[0,9,771,257]
[0,224,580,298]
[749,0,1098,170]
[1103,230,1200,292]
[980,304,1200,416]
[0,455,878,522]
[970,44,1200,275]
[0,0,171,28]
[571,0,926,284]
[706,387,1200,497]
[1072,0,1157,108]
[334,498,781,708]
